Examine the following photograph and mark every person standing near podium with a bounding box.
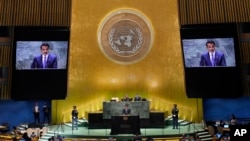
[172,104,179,129]
[122,104,131,115]
[71,105,78,130]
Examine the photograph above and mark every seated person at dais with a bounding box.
[133,133,142,141]
[122,93,131,101]
[122,104,131,115]
[134,93,141,101]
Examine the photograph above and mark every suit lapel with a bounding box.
[206,53,213,66]
[39,55,43,66]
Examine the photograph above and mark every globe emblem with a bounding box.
[109,24,143,57]
[98,9,153,64]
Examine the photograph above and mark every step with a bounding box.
[17,126,26,130]
[64,121,87,127]
[39,139,49,141]
[197,131,209,136]
[40,136,52,140]
[200,137,213,141]
[180,121,192,126]
[44,132,54,136]
[165,116,173,120]
[78,119,85,123]
[199,134,212,138]
[178,119,185,123]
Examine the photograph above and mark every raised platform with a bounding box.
[38,123,205,141]
[87,111,167,129]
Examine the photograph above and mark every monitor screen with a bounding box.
[11,26,70,100]
[180,23,242,98]
[182,38,236,68]
[16,41,68,70]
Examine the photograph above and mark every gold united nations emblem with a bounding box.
[98,9,153,64]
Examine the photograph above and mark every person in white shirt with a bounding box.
[33,102,40,124]
[230,114,237,125]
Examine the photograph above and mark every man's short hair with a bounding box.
[40,43,50,49]
[206,40,215,46]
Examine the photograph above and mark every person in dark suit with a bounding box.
[172,104,179,129]
[71,105,78,130]
[123,93,131,101]
[43,102,50,124]
[31,43,58,69]
[122,104,131,115]
[200,40,226,67]
[134,93,141,101]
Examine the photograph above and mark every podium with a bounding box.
[110,115,140,135]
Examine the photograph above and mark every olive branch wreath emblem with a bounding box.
[108,28,143,55]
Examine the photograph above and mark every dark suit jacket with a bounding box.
[134,96,141,101]
[171,108,179,118]
[200,51,226,66]
[122,108,131,115]
[123,97,131,101]
[31,54,57,68]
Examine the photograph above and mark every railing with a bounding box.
[205,116,250,127]
[187,122,199,133]
[53,123,64,135]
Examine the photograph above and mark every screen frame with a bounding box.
[15,41,69,70]
[180,23,243,98]
[11,26,70,100]
[181,37,236,68]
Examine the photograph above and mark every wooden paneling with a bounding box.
[178,0,250,25]
[0,0,71,26]
[0,45,12,99]
[0,0,71,99]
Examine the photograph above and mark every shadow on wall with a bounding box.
[0,100,51,127]
[203,96,250,121]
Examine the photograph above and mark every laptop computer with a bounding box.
[224,124,229,128]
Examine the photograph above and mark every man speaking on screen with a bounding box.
[200,40,226,67]
[31,43,57,69]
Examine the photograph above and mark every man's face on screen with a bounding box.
[206,43,215,53]
[41,45,49,55]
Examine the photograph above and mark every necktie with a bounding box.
[211,53,214,66]
[43,56,47,68]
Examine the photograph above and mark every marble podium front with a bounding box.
[103,101,150,119]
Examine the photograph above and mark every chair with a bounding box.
[217,126,224,134]
[42,126,48,135]
[26,128,34,137]
[34,128,40,137]
[207,125,215,136]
